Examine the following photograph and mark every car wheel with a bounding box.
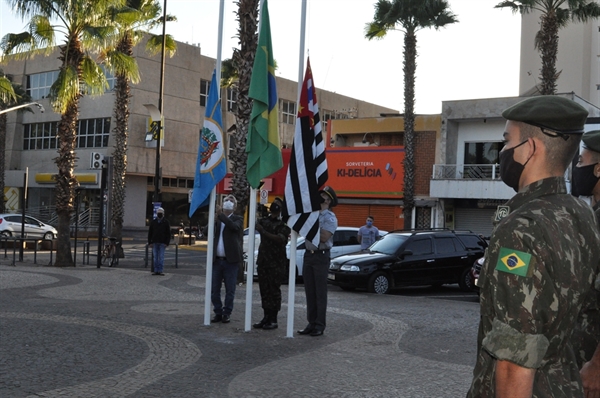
[368,271,391,294]
[43,232,54,241]
[1,231,11,238]
[458,267,472,292]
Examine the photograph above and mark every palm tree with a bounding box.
[0,70,31,214]
[366,0,457,229]
[105,0,176,243]
[496,0,600,95]
[229,0,260,217]
[1,0,129,266]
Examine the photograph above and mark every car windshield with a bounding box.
[368,234,409,255]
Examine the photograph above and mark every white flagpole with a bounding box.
[205,0,226,326]
[286,0,308,339]
[245,189,258,331]
[204,189,217,325]
[244,0,264,333]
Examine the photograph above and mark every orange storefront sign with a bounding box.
[326,147,405,199]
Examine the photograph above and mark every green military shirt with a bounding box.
[467,177,600,397]
[256,216,291,269]
[572,204,600,368]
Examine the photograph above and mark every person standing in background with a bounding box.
[358,216,379,250]
[148,207,171,276]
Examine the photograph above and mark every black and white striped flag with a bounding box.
[284,58,328,247]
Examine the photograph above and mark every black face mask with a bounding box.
[157,213,163,219]
[572,163,600,197]
[499,140,533,192]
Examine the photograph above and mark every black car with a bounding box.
[470,256,485,295]
[328,230,487,294]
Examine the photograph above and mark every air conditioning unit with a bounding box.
[90,152,104,169]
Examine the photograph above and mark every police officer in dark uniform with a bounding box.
[571,129,600,396]
[253,198,291,330]
[467,96,600,398]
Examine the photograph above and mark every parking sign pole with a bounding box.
[19,168,28,261]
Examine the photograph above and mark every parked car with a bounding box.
[243,226,387,279]
[470,256,485,295]
[328,229,487,294]
[0,214,57,240]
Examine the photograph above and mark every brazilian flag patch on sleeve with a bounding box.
[495,247,532,277]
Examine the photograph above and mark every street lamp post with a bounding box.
[154,0,168,204]
[0,102,44,115]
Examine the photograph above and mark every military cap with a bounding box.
[320,186,338,207]
[502,95,588,134]
[582,130,600,153]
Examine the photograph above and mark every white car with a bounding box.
[243,226,387,279]
[0,214,57,240]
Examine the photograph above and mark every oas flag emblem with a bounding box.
[496,247,532,277]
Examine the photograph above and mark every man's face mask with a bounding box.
[499,139,534,192]
[157,213,164,219]
[223,200,234,211]
[572,163,600,197]
[366,220,373,227]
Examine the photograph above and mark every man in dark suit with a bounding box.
[211,194,244,324]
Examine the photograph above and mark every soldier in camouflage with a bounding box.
[253,198,291,330]
[570,129,600,396]
[467,96,600,398]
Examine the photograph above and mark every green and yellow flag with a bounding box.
[495,247,532,277]
[246,0,282,189]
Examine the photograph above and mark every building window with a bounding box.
[200,79,210,107]
[100,65,116,91]
[463,141,503,178]
[227,87,237,112]
[280,99,296,124]
[76,118,111,148]
[23,122,58,150]
[26,71,59,100]
[322,109,334,132]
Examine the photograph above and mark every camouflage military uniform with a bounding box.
[256,216,291,312]
[572,204,600,368]
[467,177,600,397]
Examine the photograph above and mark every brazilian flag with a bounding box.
[495,247,532,277]
[246,0,282,189]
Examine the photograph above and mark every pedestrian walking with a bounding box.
[148,207,171,276]
[253,198,290,330]
[466,96,600,397]
[211,195,244,324]
[297,186,338,337]
[357,215,379,250]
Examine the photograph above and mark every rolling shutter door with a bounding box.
[454,208,495,237]
[333,204,397,231]
[334,204,369,228]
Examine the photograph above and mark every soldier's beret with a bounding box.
[502,95,588,134]
[583,130,600,153]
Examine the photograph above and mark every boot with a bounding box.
[263,310,278,330]
[253,309,268,329]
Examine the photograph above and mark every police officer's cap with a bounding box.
[156,207,164,214]
[583,130,600,153]
[319,186,338,207]
[502,95,588,134]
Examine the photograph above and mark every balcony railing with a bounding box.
[432,164,501,180]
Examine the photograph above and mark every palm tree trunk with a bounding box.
[538,11,559,95]
[54,42,83,266]
[403,30,417,230]
[111,34,133,241]
[230,0,259,216]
